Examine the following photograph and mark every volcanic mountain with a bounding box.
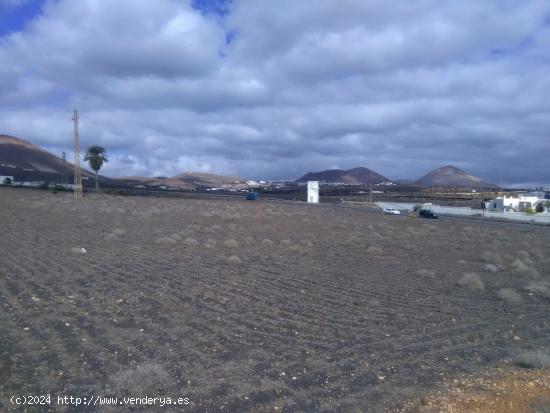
[296,167,390,184]
[0,134,95,182]
[414,165,497,189]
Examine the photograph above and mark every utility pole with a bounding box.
[72,110,82,199]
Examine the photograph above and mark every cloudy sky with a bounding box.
[1,0,549,185]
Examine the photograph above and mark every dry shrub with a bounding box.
[183,238,199,247]
[497,288,523,304]
[105,228,126,240]
[531,248,545,260]
[289,244,305,253]
[223,239,239,248]
[512,259,540,278]
[457,259,467,265]
[346,235,362,245]
[155,237,176,245]
[171,233,182,241]
[261,239,274,246]
[514,351,550,369]
[205,239,217,249]
[458,272,485,292]
[484,264,499,273]
[518,250,530,258]
[367,246,382,254]
[113,228,126,237]
[524,281,550,299]
[301,240,314,248]
[227,255,241,264]
[110,363,172,395]
[280,239,291,246]
[481,251,504,265]
[416,269,435,278]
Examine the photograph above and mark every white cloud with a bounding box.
[1,0,550,184]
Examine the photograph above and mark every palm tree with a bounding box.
[84,145,108,191]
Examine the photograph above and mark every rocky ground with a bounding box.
[0,187,549,412]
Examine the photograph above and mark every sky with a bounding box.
[0,0,549,185]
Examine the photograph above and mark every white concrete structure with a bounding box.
[307,181,319,203]
[0,175,14,183]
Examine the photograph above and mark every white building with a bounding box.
[0,175,14,184]
[486,192,546,212]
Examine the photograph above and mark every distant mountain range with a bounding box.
[0,135,243,188]
[2,134,498,189]
[297,165,497,189]
[296,167,390,185]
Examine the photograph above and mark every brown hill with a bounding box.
[414,165,497,189]
[296,167,390,184]
[122,172,245,189]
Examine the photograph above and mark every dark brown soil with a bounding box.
[0,187,549,412]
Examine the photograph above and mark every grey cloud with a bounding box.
[1,0,550,185]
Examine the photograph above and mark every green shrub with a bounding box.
[524,207,535,215]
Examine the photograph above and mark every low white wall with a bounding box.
[375,202,550,224]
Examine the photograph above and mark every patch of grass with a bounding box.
[458,272,485,292]
[497,288,523,304]
[514,351,550,369]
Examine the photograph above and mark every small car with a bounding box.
[383,208,401,215]
[418,209,439,219]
